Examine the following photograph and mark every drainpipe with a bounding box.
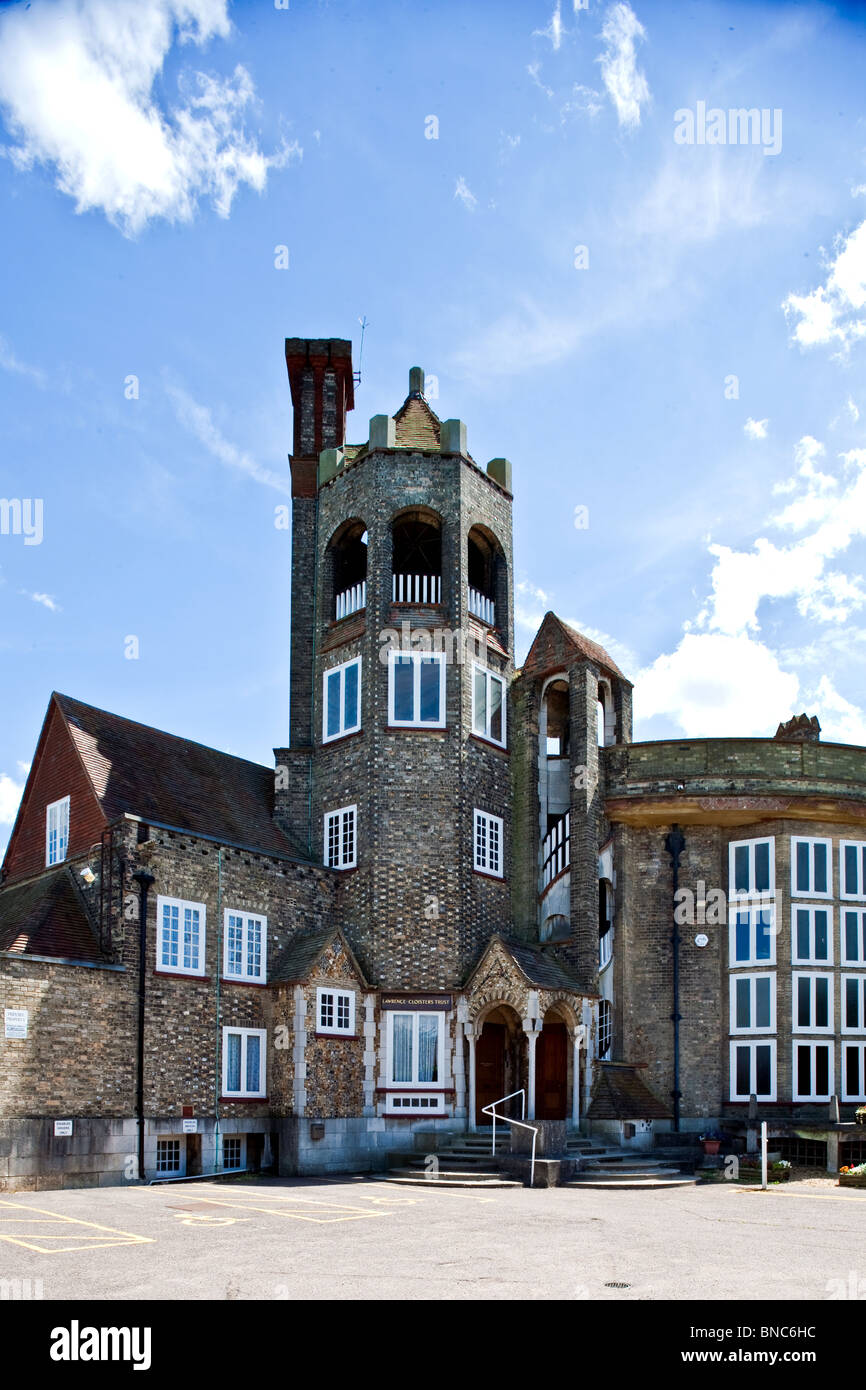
[214,848,222,1173]
[132,870,155,1183]
[664,826,686,1133]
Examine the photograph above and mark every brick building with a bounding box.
[1,335,865,1190]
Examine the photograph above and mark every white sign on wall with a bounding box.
[54,1120,73,1137]
[182,1119,198,1134]
[4,1009,28,1039]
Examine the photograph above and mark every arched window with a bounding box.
[541,913,570,944]
[467,524,508,644]
[597,679,615,747]
[545,680,570,758]
[599,879,613,969]
[598,999,612,1058]
[391,507,442,605]
[327,519,367,621]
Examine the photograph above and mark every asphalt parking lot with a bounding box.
[1,1174,864,1301]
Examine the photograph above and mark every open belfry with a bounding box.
[2,334,866,1190]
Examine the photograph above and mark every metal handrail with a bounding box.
[481,1088,540,1188]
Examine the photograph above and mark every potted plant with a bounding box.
[700,1130,723,1156]
[839,1161,866,1189]
[737,1157,791,1183]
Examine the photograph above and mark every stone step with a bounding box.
[565,1175,699,1190]
[581,1165,683,1178]
[379,1168,521,1188]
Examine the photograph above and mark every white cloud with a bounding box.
[454,176,478,212]
[783,215,866,353]
[744,417,768,439]
[0,0,298,237]
[638,632,799,737]
[810,675,866,746]
[19,590,61,612]
[0,770,25,825]
[597,2,650,130]
[0,333,46,386]
[527,60,554,100]
[166,383,292,495]
[533,2,564,51]
[561,84,604,121]
[452,296,585,379]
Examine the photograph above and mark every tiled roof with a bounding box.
[503,940,582,991]
[393,396,441,450]
[586,1063,672,1120]
[53,693,308,860]
[0,867,106,963]
[522,612,629,683]
[270,925,367,985]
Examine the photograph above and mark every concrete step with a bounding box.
[581,1165,683,1178]
[565,1175,699,1190]
[378,1168,521,1189]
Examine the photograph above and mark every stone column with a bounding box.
[572,1024,586,1127]
[454,1004,467,1121]
[525,1023,541,1120]
[362,993,377,1117]
[292,985,307,1117]
[826,1131,840,1174]
[466,1026,477,1132]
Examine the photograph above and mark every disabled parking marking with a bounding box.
[0,1199,155,1255]
[179,1193,389,1225]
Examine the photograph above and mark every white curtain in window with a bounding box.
[392,1014,413,1083]
[418,1014,439,1083]
[246,1034,261,1093]
[227,1033,241,1092]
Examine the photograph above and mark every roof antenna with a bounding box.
[354,316,368,387]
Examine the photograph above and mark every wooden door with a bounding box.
[536,1021,568,1120]
[476,1023,506,1124]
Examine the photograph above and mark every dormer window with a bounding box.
[45,796,70,866]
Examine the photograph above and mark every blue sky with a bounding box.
[2,0,866,857]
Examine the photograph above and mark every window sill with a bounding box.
[221,976,268,988]
[219,1095,269,1103]
[154,970,210,981]
[325,863,358,874]
[386,724,447,734]
[314,1031,359,1040]
[473,868,506,883]
[322,729,364,749]
[469,733,508,755]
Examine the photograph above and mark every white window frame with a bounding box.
[790,836,833,900]
[729,1040,777,1102]
[728,837,775,901]
[322,656,362,744]
[842,1042,866,1102]
[473,809,504,879]
[841,974,866,1035]
[792,1040,834,1102]
[385,1010,445,1090]
[324,804,357,870]
[156,895,206,977]
[841,842,866,902]
[842,907,866,966]
[791,905,834,966]
[221,1134,246,1171]
[729,973,776,1036]
[316,986,356,1036]
[728,903,777,968]
[223,910,267,983]
[221,1026,267,1099]
[387,650,446,729]
[472,663,506,747]
[45,796,70,867]
[155,1136,186,1176]
[792,971,834,1035]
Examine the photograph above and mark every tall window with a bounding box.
[729,904,776,967]
[317,987,355,1035]
[729,974,775,1034]
[728,837,774,900]
[842,908,866,966]
[156,1138,184,1175]
[472,665,506,746]
[157,896,206,976]
[222,1027,266,1098]
[223,910,267,983]
[792,906,833,965]
[324,805,357,870]
[791,837,832,899]
[45,796,70,867]
[599,880,613,970]
[842,1043,866,1101]
[793,1041,833,1101]
[841,842,866,901]
[474,810,503,878]
[388,1011,443,1086]
[792,973,833,1033]
[730,1040,776,1101]
[598,999,612,1057]
[323,657,361,743]
[388,651,446,728]
[842,976,866,1034]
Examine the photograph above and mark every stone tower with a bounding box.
[275,341,516,990]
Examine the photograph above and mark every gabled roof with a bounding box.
[393,394,441,450]
[521,612,629,684]
[586,1062,672,1120]
[270,924,368,986]
[464,932,582,993]
[0,866,106,963]
[49,692,306,859]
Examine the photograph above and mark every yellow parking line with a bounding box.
[738,1188,866,1204]
[0,1199,154,1254]
[186,1195,387,1225]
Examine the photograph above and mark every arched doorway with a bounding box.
[475,1005,523,1124]
[536,1009,570,1120]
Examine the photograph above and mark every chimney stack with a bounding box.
[284,338,355,497]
